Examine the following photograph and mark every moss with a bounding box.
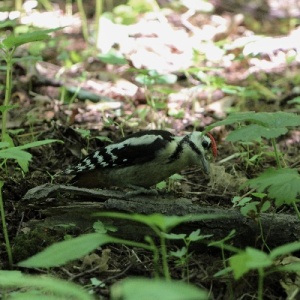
[12,225,77,263]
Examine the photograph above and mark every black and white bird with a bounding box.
[64,130,217,188]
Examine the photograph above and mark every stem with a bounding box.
[2,49,14,142]
[271,138,282,169]
[0,181,13,268]
[146,236,160,279]
[159,234,171,281]
[77,0,89,43]
[257,268,264,300]
[292,201,300,221]
[148,225,171,280]
[95,0,103,47]
[258,218,271,252]
[39,0,53,11]
[221,246,234,299]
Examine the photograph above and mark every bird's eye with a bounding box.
[202,140,210,149]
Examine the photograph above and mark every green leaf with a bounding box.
[276,262,300,273]
[17,139,62,150]
[0,104,18,113]
[170,247,188,258]
[207,112,300,141]
[252,193,267,199]
[0,142,9,149]
[161,233,187,240]
[211,111,300,129]
[2,132,15,147]
[227,124,288,142]
[95,135,113,143]
[188,229,212,241]
[207,111,257,128]
[257,111,300,128]
[156,180,167,189]
[135,70,177,85]
[229,248,272,279]
[94,212,224,233]
[229,253,248,279]
[18,233,115,268]
[169,173,184,180]
[288,96,300,104]
[0,147,32,172]
[232,196,252,207]
[240,201,259,217]
[12,55,42,64]
[246,168,300,206]
[98,49,127,65]
[188,229,202,241]
[0,140,61,172]
[270,241,300,260]
[93,220,107,233]
[111,278,208,300]
[214,266,232,277]
[1,28,61,50]
[0,271,92,300]
[6,293,60,300]
[260,200,271,212]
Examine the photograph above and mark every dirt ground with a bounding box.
[1,1,300,299]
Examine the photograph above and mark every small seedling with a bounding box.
[168,229,213,280]
[228,241,300,300]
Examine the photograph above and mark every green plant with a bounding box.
[208,111,300,298]
[77,0,89,42]
[0,29,62,268]
[210,230,237,299]
[0,181,12,268]
[0,139,61,268]
[0,139,62,174]
[0,270,93,300]
[75,129,113,153]
[207,111,300,168]
[104,114,135,137]
[98,49,128,65]
[211,236,300,300]
[232,192,271,251]
[208,111,300,215]
[156,173,184,191]
[135,69,177,86]
[228,241,300,300]
[168,229,213,280]
[112,0,159,25]
[76,0,104,45]
[0,28,59,142]
[288,96,300,110]
[110,277,208,300]
[234,140,274,169]
[17,213,223,281]
[17,213,222,299]
[246,168,300,219]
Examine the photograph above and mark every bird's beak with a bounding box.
[200,155,210,174]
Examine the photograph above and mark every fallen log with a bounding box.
[20,184,300,250]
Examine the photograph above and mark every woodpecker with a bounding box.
[64,130,217,188]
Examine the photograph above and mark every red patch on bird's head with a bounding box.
[206,132,217,158]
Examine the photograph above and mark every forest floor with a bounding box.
[1,1,300,299]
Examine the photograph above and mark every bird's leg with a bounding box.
[124,185,159,198]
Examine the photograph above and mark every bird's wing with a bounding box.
[65,130,175,174]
